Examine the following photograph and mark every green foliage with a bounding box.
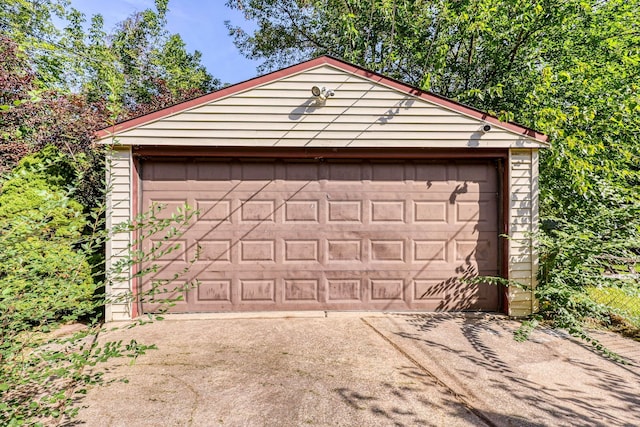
[587,286,640,329]
[0,34,109,201]
[528,201,640,353]
[0,0,70,89]
[525,0,640,344]
[66,0,218,112]
[229,0,640,346]
[1,0,219,114]
[226,0,573,101]
[0,146,199,424]
[0,325,157,425]
[514,319,539,343]
[0,146,94,331]
[0,1,216,423]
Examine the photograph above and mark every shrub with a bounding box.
[529,196,640,354]
[0,145,95,331]
[0,145,198,424]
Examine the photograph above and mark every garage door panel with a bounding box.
[140,159,500,313]
[413,279,451,302]
[411,279,498,310]
[196,239,233,263]
[283,278,321,302]
[149,238,188,261]
[196,199,233,222]
[143,199,189,218]
[238,278,277,303]
[138,279,191,312]
[146,235,497,270]
[141,276,498,312]
[141,160,188,181]
[284,162,322,180]
[196,280,232,304]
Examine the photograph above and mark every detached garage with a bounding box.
[98,56,547,322]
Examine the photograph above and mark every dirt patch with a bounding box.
[606,314,640,341]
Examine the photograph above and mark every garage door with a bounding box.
[140,159,500,313]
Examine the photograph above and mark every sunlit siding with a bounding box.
[101,63,545,320]
[105,147,132,321]
[508,150,539,316]
[109,65,543,149]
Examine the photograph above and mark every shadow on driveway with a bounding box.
[70,314,640,426]
[366,313,640,426]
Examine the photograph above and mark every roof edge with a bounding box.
[319,56,548,144]
[96,55,548,145]
[96,57,334,139]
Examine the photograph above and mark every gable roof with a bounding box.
[96,56,548,144]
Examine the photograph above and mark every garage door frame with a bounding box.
[130,147,510,317]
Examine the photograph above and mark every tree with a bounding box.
[1,0,219,114]
[0,36,107,209]
[76,0,219,113]
[0,0,73,89]
[1,0,222,197]
[227,0,640,337]
[227,0,569,103]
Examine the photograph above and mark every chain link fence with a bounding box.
[588,256,640,330]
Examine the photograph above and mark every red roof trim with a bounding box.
[319,57,548,143]
[96,56,548,143]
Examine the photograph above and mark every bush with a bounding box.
[530,196,640,354]
[0,145,200,424]
[0,145,95,331]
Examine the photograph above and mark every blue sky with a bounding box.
[68,0,260,85]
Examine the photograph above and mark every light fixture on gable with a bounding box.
[311,86,335,101]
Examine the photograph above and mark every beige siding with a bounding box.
[102,63,545,319]
[105,147,132,321]
[508,150,539,316]
[103,65,545,149]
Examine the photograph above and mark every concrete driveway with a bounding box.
[75,313,640,426]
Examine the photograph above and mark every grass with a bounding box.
[587,285,640,339]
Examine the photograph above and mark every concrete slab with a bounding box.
[73,314,640,426]
[365,313,640,426]
[75,317,483,426]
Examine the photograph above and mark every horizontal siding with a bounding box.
[172,105,450,115]
[510,307,534,318]
[162,112,484,124]
[510,199,532,209]
[510,223,533,233]
[510,291,534,302]
[273,67,368,83]
[511,176,534,187]
[232,89,412,100]
[110,64,546,149]
[510,168,531,178]
[112,137,535,149]
[510,262,534,272]
[508,149,539,316]
[144,120,506,133]
[119,129,522,141]
[105,148,132,321]
[510,270,533,280]
[110,240,130,253]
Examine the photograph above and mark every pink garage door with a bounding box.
[139,159,500,313]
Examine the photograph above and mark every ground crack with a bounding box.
[360,317,497,427]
